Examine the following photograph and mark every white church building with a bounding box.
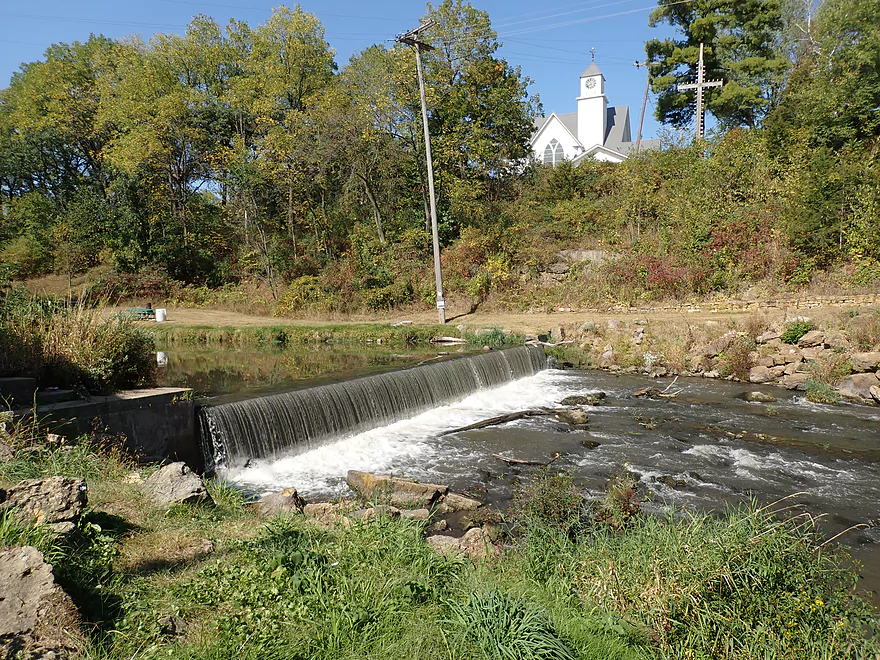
[531,62,658,165]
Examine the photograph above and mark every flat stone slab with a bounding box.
[346,470,448,508]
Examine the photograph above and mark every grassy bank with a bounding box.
[1,438,877,660]
[0,291,157,394]
[150,322,520,349]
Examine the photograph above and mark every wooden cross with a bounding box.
[678,42,722,138]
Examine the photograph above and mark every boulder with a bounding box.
[704,331,738,358]
[756,356,776,368]
[2,477,87,534]
[560,392,606,406]
[782,373,809,390]
[838,373,880,402]
[850,352,880,373]
[158,615,188,638]
[399,508,430,521]
[784,361,802,376]
[825,331,851,350]
[749,366,774,384]
[144,462,212,507]
[547,263,570,275]
[599,344,615,368]
[799,347,824,361]
[797,330,826,348]
[555,409,589,425]
[257,487,306,517]
[426,526,499,560]
[780,347,804,364]
[303,502,344,526]
[0,546,83,659]
[346,471,448,508]
[756,330,782,344]
[0,439,11,462]
[350,505,401,521]
[425,534,459,554]
[871,385,880,404]
[744,391,778,403]
[435,493,482,514]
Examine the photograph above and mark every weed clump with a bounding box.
[594,470,641,529]
[717,336,755,380]
[805,380,841,405]
[512,468,584,533]
[781,319,817,344]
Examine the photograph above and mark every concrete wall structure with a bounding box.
[21,388,201,471]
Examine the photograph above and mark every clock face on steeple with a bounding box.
[585,78,596,89]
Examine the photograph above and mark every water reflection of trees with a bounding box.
[156,346,445,396]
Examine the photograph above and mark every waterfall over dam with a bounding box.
[199,345,546,470]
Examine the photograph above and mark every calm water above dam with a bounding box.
[160,346,880,603]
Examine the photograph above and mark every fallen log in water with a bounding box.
[440,409,556,436]
[491,452,561,467]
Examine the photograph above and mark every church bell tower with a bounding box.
[577,61,607,150]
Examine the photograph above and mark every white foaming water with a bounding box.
[225,370,578,497]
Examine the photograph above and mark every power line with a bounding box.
[5,11,185,30]
[153,0,412,22]
[494,0,643,30]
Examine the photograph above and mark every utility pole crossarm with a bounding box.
[396,21,436,49]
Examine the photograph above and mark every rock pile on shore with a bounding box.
[552,314,880,404]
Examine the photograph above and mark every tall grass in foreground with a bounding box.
[0,289,156,393]
[509,492,879,660]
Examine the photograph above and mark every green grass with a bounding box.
[149,323,523,349]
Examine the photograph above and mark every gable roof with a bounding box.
[529,111,581,149]
[571,143,628,164]
[580,62,603,78]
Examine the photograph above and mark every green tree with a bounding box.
[405,0,540,231]
[646,0,790,129]
[769,0,880,148]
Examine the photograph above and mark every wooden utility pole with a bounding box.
[677,43,722,139]
[633,60,650,154]
[397,21,446,324]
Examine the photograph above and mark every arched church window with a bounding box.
[543,139,564,166]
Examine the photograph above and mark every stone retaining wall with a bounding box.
[548,293,880,315]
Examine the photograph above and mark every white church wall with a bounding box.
[532,117,581,165]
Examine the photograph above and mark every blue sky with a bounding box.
[0,0,678,139]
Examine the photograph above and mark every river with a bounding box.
[159,347,880,605]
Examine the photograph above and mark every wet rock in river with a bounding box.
[555,409,589,425]
[582,439,601,450]
[743,391,778,403]
[560,392,606,406]
[657,475,687,489]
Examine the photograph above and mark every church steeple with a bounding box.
[577,60,607,148]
